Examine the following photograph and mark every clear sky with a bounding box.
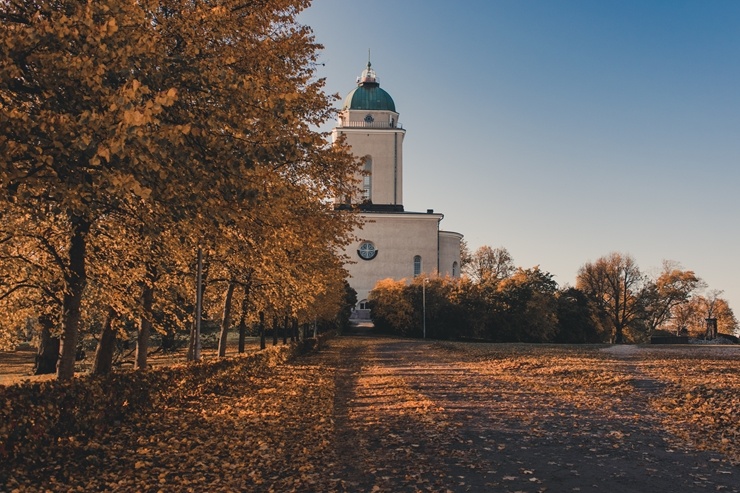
[299,1,740,311]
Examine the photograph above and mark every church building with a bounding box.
[334,61,463,318]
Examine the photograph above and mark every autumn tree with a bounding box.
[412,276,472,340]
[487,266,559,342]
[464,245,515,283]
[1,0,358,379]
[643,261,704,336]
[576,252,650,343]
[683,292,739,338]
[207,166,358,357]
[554,287,606,343]
[459,239,472,272]
[1,0,182,379]
[369,279,417,335]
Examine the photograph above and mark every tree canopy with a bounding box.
[1,0,359,378]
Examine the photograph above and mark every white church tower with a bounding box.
[334,61,405,209]
[334,61,463,318]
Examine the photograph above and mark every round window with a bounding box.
[358,241,378,260]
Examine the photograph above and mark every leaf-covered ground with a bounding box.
[3,337,739,492]
[0,335,263,386]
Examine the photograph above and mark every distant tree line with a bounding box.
[369,246,738,343]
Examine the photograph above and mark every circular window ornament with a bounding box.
[364,114,374,123]
[358,241,378,260]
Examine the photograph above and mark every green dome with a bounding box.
[342,62,396,112]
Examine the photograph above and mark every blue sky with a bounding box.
[300,1,740,311]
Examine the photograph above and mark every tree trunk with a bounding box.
[34,314,59,375]
[217,281,236,357]
[282,315,288,345]
[292,318,298,342]
[259,311,266,350]
[237,289,250,354]
[272,316,278,346]
[161,329,176,352]
[614,324,625,344]
[92,307,117,375]
[187,248,205,361]
[135,281,154,370]
[238,319,247,353]
[57,215,89,381]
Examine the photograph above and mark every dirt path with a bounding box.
[4,336,738,492]
[316,336,739,492]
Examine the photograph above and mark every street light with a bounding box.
[422,278,429,339]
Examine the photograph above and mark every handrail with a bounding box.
[336,121,403,129]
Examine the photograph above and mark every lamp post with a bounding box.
[422,278,429,339]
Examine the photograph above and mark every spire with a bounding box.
[357,50,379,86]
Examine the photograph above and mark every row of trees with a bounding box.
[0,0,360,379]
[370,246,737,343]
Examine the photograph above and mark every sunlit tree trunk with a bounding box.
[217,281,236,357]
[57,216,89,381]
[92,307,117,375]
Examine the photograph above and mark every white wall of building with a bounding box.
[333,109,404,206]
[345,211,443,303]
[439,230,464,277]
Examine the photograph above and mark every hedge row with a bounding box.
[0,337,325,461]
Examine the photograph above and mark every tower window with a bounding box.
[413,255,422,277]
[452,261,459,277]
[362,156,372,202]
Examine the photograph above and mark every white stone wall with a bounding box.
[344,211,443,303]
[439,230,464,277]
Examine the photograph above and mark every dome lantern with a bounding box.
[342,60,396,112]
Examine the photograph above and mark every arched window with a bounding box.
[413,255,422,277]
[362,156,372,202]
[452,261,459,277]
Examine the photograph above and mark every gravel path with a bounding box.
[317,336,739,492]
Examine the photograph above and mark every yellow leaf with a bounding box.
[97,146,111,162]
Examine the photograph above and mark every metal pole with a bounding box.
[422,280,426,339]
